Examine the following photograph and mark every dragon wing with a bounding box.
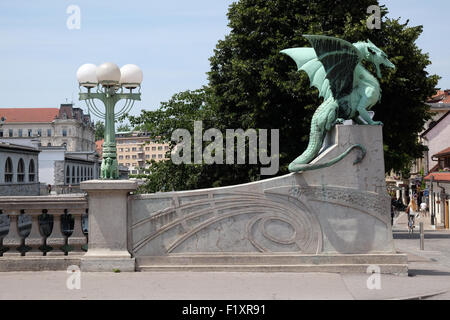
[281,35,361,100]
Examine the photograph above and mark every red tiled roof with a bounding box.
[434,147,450,158]
[424,172,450,182]
[428,90,450,104]
[0,108,59,123]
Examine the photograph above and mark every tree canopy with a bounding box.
[94,121,105,141]
[128,0,439,192]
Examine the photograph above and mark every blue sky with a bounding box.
[0,1,449,120]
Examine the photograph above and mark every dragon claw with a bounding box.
[333,118,345,125]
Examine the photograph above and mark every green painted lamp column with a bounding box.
[77,62,143,179]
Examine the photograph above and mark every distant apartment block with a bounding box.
[115,131,170,175]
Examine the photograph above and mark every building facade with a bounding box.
[424,159,450,229]
[39,146,100,193]
[0,104,98,193]
[115,131,170,175]
[0,142,40,196]
[418,111,450,174]
[387,90,450,207]
[0,104,95,152]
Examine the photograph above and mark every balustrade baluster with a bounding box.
[68,209,87,255]
[46,209,66,256]
[2,210,22,256]
[24,210,44,256]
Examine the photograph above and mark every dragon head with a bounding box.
[358,39,395,78]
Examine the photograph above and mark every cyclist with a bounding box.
[406,198,418,233]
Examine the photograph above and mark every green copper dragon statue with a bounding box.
[281,35,395,172]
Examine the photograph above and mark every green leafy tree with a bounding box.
[129,0,439,192]
[117,123,132,132]
[94,121,105,141]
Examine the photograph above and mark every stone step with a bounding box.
[136,253,408,266]
[137,263,408,275]
[0,256,81,271]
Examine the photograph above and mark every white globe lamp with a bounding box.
[96,62,121,86]
[76,64,98,88]
[120,64,143,89]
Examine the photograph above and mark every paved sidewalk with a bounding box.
[0,268,450,300]
[1,213,449,300]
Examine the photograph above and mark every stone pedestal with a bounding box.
[80,180,137,272]
[128,125,408,275]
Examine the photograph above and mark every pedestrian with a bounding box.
[47,184,51,194]
[68,184,72,193]
[420,201,428,218]
[390,198,396,226]
[405,198,418,229]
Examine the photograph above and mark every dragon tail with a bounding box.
[288,97,366,173]
[289,98,338,169]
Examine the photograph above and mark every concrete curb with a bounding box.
[388,289,450,300]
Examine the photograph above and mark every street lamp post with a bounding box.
[77,62,143,179]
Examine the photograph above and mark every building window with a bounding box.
[8,129,13,137]
[146,155,150,159]
[158,146,163,151]
[77,166,80,183]
[62,129,67,137]
[132,147,137,152]
[72,166,75,183]
[152,154,156,159]
[18,129,22,137]
[28,129,32,137]
[119,155,123,160]
[119,148,123,152]
[47,129,52,137]
[37,129,42,137]
[66,166,70,184]
[158,154,163,159]
[165,146,169,150]
[29,159,35,182]
[17,159,25,182]
[5,157,13,182]
[125,155,130,159]
[132,155,137,159]
[0,130,3,137]
[47,143,52,147]
[152,147,156,151]
[145,147,150,151]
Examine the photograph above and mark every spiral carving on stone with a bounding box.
[130,190,322,255]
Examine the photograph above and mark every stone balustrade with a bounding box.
[0,195,88,257]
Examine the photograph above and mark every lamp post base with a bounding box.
[81,251,135,272]
[80,180,138,272]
